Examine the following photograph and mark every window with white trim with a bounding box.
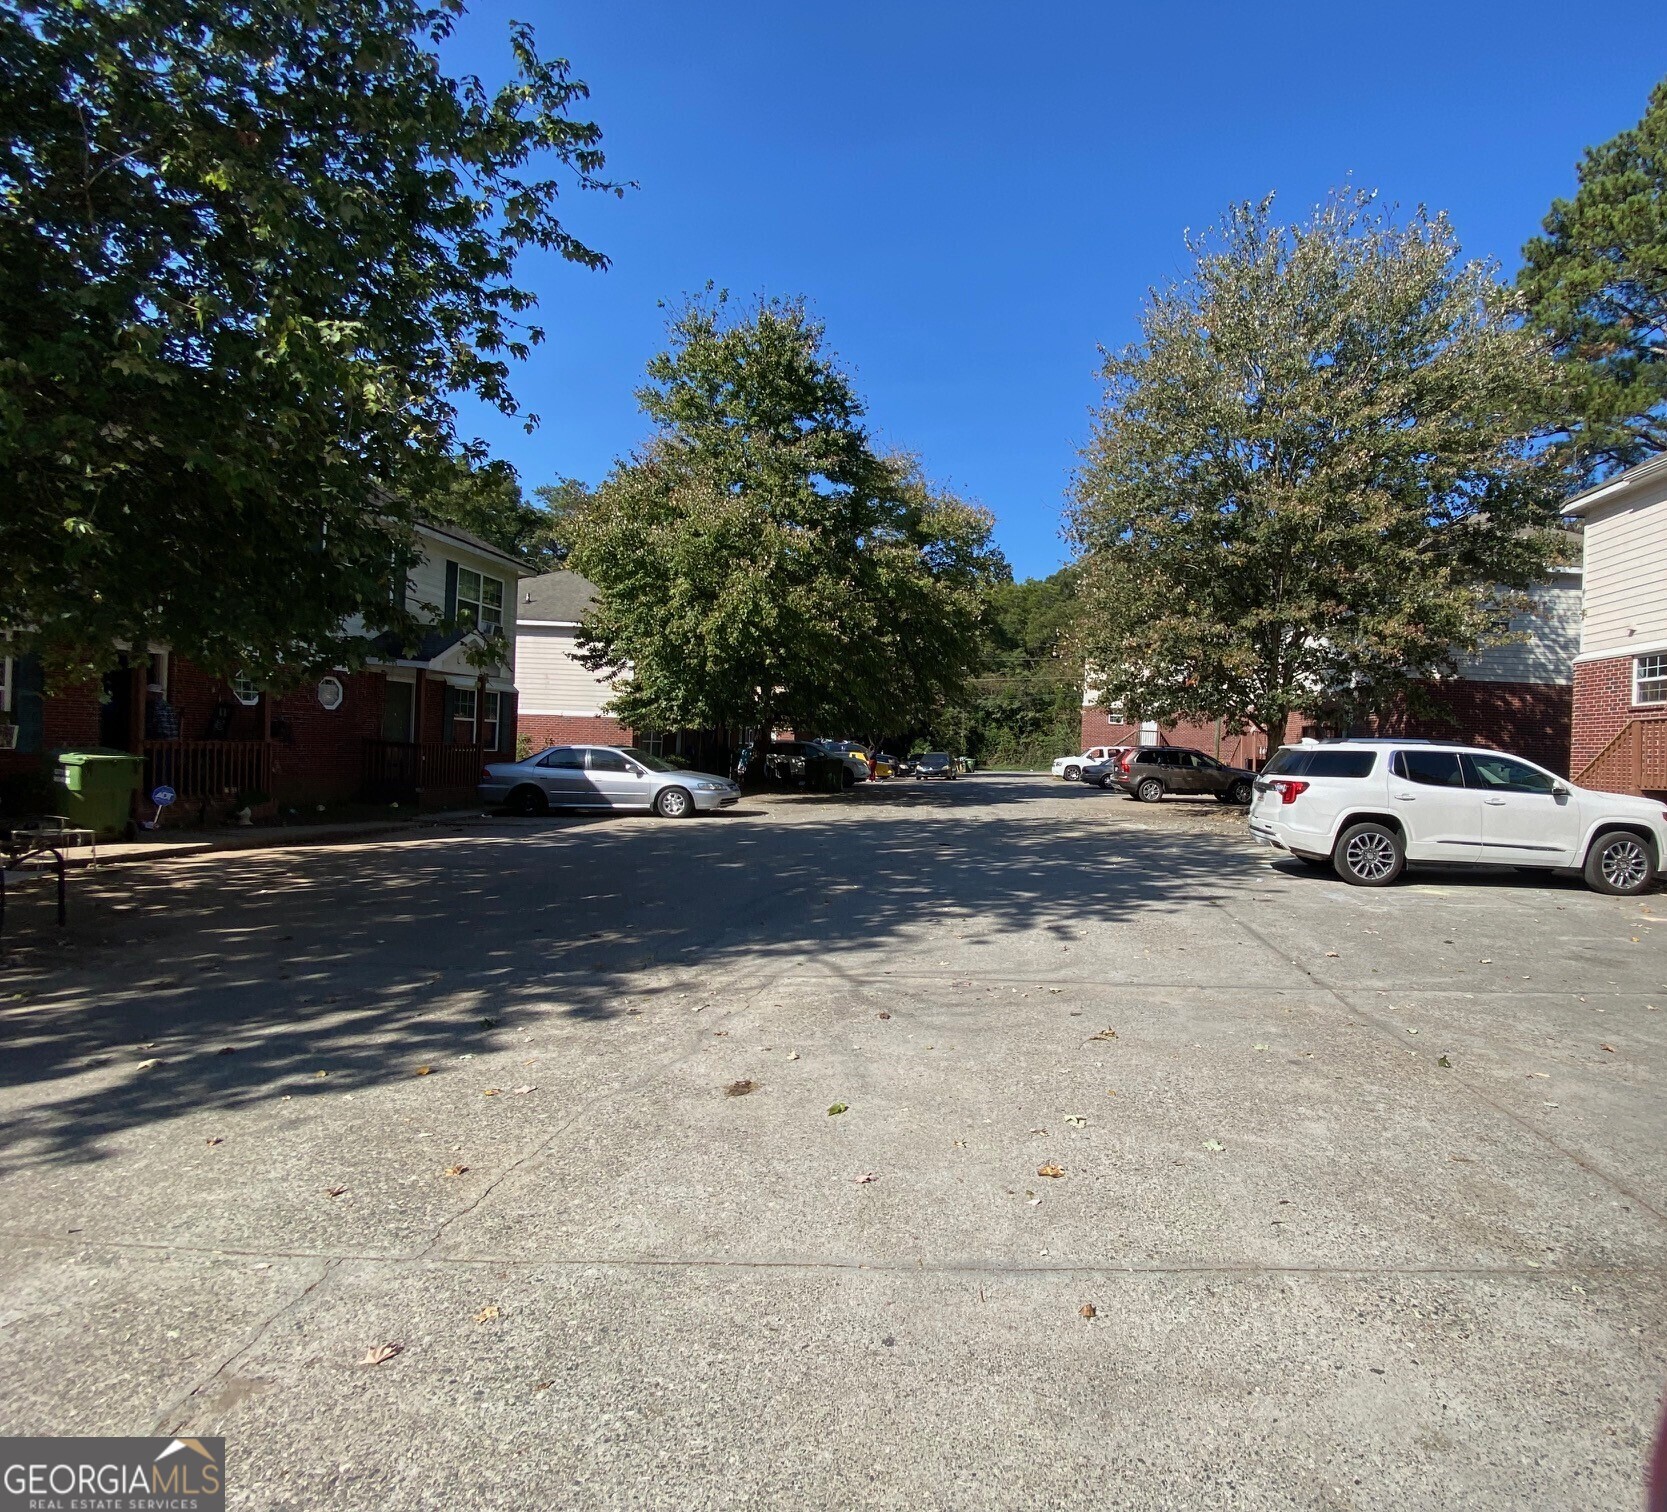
[455,568,504,633]
[451,686,478,744]
[481,691,502,750]
[1635,655,1667,706]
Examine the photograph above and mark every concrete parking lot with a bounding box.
[1,773,1664,1510]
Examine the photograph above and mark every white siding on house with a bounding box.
[516,626,616,715]
[1455,576,1581,685]
[400,532,521,662]
[1577,477,1667,656]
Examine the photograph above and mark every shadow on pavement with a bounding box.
[0,778,1265,1170]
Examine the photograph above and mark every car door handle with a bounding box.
[1392,792,1416,801]
[1483,797,1507,806]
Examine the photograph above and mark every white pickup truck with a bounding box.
[1051,747,1123,781]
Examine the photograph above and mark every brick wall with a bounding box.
[1571,656,1639,778]
[1080,682,1571,773]
[1365,680,1573,776]
[0,666,102,784]
[519,712,633,749]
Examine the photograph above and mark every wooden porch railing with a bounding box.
[1572,716,1667,796]
[363,739,487,797]
[140,740,273,801]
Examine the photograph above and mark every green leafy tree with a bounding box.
[568,294,1002,742]
[0,0,620,681]
[1519,79,1667,474]
[1068,190,1563,752]
[428,457,577,572]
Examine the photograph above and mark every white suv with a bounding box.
[1248,739,1667,895]
[1052,746,1123,781]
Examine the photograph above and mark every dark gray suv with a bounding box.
[1112,746,1256,805]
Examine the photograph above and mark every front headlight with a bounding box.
[693,780,722,791]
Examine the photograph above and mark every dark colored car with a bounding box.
[1079,748,1132,788]
[914,751,957,780]
[1113,746,1255,804]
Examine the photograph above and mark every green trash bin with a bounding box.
[51,748,144,837]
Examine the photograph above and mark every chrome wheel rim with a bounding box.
[1139,781,1161,801]
[1601,838,1648,890]
[662,790,687,816]
[1345,831,1396,880]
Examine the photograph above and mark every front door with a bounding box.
[1462,752,1582,866]
[381,681,414,743]
[585,747,651,808]
[1388,749,1481,860]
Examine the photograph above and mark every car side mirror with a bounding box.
[1552,781,1570,797]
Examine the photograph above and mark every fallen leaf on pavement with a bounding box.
[359,1343,403,1367]
[785,1052,799,1061]
[1202,1140,1226,1152]
[480,1017,499,1029]
[877,1012,891,1020]
[474,1305,500,1324]
[511,1085,537,1095]
[1325,952,1339,958]
[1528,1071,1550,1079]
[443,1165,469,1178]
[827,1102,848,1116]
[413,1066,432,1077]
[1065,1115,1087,1127]
[313,1070,329,1078]
[1037,1164,1065,1179]
[1406,1028,1419,1035]
[325,1186,347,1197]
[725,1079,758,1098]
[1079,1303,1097,1320]
[1602,1044,1616,1053]
[1252,1043,1268,1052]
[1088,1029,1117,1042]
[851,1172,878,1185]
[216,1047,237,1056]
[1437,1056,1452,1068]
[135,1059,161,1071]
[205,1137,223,1147]
[482,1088,501,1097]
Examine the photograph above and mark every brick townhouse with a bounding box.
[1079,564,1581,773]
[0,521,525,824]
[1560,453,1667,796]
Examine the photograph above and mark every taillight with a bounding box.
[1271,779,1309,805]
[481,767,493,781]
[1118,750,1135,772]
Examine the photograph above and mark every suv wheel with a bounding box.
[1227,778,1253,805]
[1584,830,1653,895]
[1334,821,1404,886]
[1135,777,1164,803]
[1062,765,1081,782]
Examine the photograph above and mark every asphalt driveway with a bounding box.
[1,774,1663,1509]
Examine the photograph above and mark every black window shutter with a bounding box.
[444,560,459,622]
[14,654,45,753]
[441,686,459,744]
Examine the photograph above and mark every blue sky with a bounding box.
[444,1,1667,581]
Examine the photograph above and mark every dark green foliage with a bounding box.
[1070,191,1563,747]
[1519,80,1667,474]
[0,0,619,681]
[568,294,1003,739]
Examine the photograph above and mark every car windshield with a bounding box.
[619,748,675,772]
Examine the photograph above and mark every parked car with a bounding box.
[914,752,957,780]
[1249,738,1667,894]
[871,752,898,779]
[1079,748,1132,788]
[894,754,919,777]
[1113,747,1255,804]
[1052,746,1125,781]
[480,745,739,818]
[816,740,872,784]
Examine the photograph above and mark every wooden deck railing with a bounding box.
[363,739,487,796]
[1572,716,1667,796]
[140,740,274,800]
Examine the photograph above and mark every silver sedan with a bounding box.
[480,746,740,818]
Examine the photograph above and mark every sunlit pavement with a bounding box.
[1,774,1663,1509]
